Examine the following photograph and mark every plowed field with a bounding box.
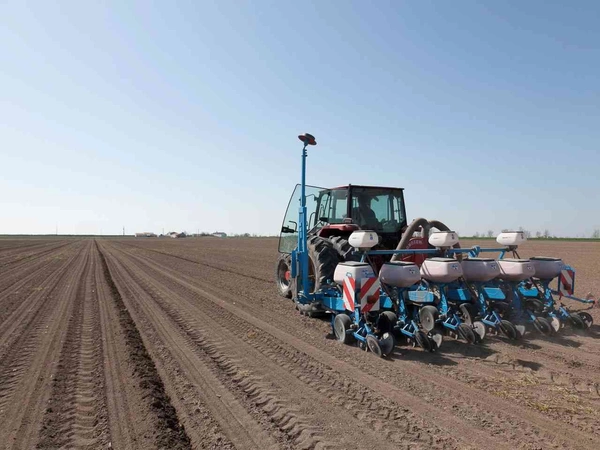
[0,237,598,449]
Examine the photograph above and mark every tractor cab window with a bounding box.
[350,187,406,233]
[316,189,347,225]
[278,184,324,254]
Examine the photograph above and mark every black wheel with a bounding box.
[499,320,518,340]
[275,254,293,298]
[569,313,586,330]
[533,317,552,335]
[377,311,398,335]
[415,330,433,352]
[334,314,354,344]
[457,323,477,344]
[525,298,545,314]
[578,312,594,329]
[419,306,439,332]
[459,303,477,325]
[366,335,383,357]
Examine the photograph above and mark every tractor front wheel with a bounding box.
[275,253,293,299]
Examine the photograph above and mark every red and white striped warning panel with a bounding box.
[359,277,381,313]
[559,268,575,297]
[342,276,356,311]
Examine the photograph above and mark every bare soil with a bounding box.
[0,237,599,449]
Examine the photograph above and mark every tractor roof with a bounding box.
[328,184,405,191]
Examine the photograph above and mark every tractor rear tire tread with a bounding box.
[306,236,340,292]
[328,236,359,261]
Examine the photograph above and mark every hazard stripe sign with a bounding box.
[360,277,380,313]
[558,267,575,297]
[342,277,355,311]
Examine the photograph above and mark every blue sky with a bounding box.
[1,1,599,236]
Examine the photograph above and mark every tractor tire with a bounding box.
[327,236,359,261]
[304,236,340,293]
[275,253,293,299]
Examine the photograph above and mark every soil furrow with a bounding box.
[96,241,191,450]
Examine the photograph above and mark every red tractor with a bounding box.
[276,184,414,299]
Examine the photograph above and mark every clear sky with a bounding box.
[1,1,599,237]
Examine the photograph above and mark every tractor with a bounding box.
[276,183,408,301]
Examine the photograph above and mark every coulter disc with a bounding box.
[499,320,518,340]
[366,335,383,357]
[578,312,594,329]
[568,313,586,330]
[379,332,395,356]
[458,323,477,344]
[415,330,433,352]
[429,329,443,350]
[533,317,552,335]
[473,321,486,342]
[549,316,561,333]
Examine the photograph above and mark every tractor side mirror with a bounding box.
[282,221,297,233]
[319,217,330,223]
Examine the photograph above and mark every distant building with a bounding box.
[212,232,227,238]
[168,232,187,238]
[135,232,157,238]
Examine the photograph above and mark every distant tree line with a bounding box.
[469,227,600,239]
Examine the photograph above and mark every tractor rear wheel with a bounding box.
[275,253,293,299]
[327,236,359,261]
[304,236,340,293]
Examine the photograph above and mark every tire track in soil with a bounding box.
[0,241,70,269]
[0,241,90,449]
[112,241,600,450]
[37,243,110,449]
[119,241,272,283]
[100,242,280,450]
[104,244,413,450]
[0,242,86,416]
[107,241,510,450]
[0,244,79,333]
[0,240,77,299]
[96,241,191,450]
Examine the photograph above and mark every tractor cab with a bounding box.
[279,184,407,254]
